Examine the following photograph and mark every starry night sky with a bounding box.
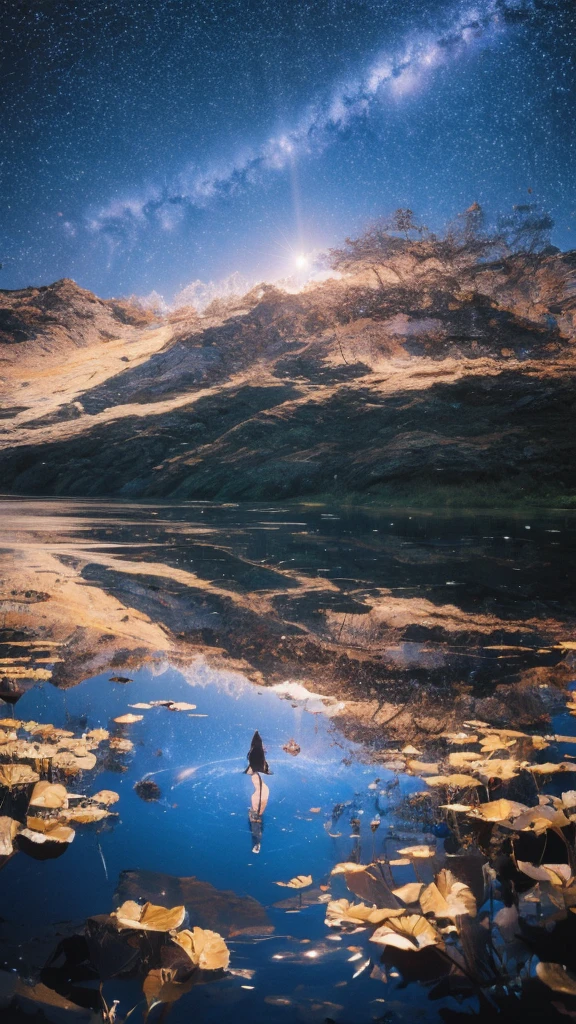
[1,0,574,301]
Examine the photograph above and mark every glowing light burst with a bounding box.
[88,0,535,238]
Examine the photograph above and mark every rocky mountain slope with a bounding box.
[1,248,576,504]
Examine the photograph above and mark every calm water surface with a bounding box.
[1,498,576,1023]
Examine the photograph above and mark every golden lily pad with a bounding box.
[331,862,367,875]
[517,861,573,886]
[29,781,68,809]
[0,763,39,788]
[143,968,194,1008]
[392,883,425,904]
[325,899,403,927]
[0,816,20,855]
[467,799,526,822]
[112,900,186,932]
[397,845,435,859]
[21,821,75,844]
[85,728,109,743]
[61,805,111,824]
[425,775,483,789]
[109,737,133,752]
[419,870,476,919]
[51,750,97,773]
[448,752,481,768]
[536,961,576,995]
[275,874,313,888]
[370,914,441,951]
[172,926,230,970]
[92,789,119,806]
[406,760,439,775]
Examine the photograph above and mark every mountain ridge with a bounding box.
[1,248,575,505]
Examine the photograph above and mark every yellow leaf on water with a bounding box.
[425,775,482,789]
[275,874,313,888]
[392,883,424,904]
[536,961,576,994]
[331,863,366,875]
[167,702,197,712]
[109,737,133,752]
[113,900,186,932]
[397,845,435,859]
[21,821,74,844]
[85,728,109,743]
[0,763,39,788]
[325,899,403,927]
[61,805,110,824]
[406,760,439,775]
[438,803,473,812]
[370,914,441,951]
[51,751,97,773]
[467,799,520,822]
[172,927,230,970]
[0,816,20,855]
[420,870,476,919]
[517,861,573,887]
[114,714,143,724]
[29,781,68,809]
[143,968,193,1008]
[448,752,481,768]
[92,790,119,806]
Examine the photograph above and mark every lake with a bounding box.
[1,498,576,1023]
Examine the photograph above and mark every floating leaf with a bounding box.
[112,900,186,932]
[331,863,366,875]
[536,961,576,995]
[20,821,74,844]
[167,702,197,712]
[143,968,193,1009]
[419,870,476,919]
[512,805,571,834]
[275,874,313,888]
[468,799,525,822]
[325,899,402,927]
[61,805,110,824]
[109,737,133,752]
[172,927,230,970]
[0,763,39,788]
[397,845,435,859]
[438,804,473,813]
[531,762,576,775]
[392,883,424,904]
[474,759,520,782]
[370,914,442,951]
[0,816,20,855]
[92,790,119,806]
[402,745,422,755]
[517,861,573,886]
[407,760,439,775]
[29,781,68,809]
[425,775,482,789]
[448,752,481,768]
[114,714,143,724]
[85,728,109,743]
[129,704,153,710]
[51,750,97,773]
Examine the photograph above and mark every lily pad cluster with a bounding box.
[0,717,122,858]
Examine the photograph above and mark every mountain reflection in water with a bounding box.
[1,498,576,1022]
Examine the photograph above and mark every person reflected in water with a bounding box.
[244,730,271,854]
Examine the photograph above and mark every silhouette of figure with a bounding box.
[245,731,271,854]
[243,730,273,775]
